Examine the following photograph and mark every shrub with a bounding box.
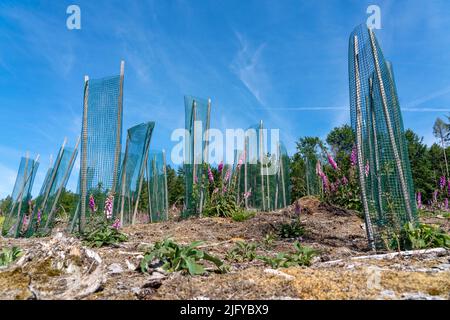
[389,222,449,250]
[231,210,255,222]
[82,221,128,248]
[258,242,316,268]
[278,220,305,239]
[262,232,277,249]
[0,216,4,231]
[226,241,257,262]
[140,238,228,275]
[0,246,22,267]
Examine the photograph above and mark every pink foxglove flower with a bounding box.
[112,218,121,230]
[341,176,349,186]
[243,191,251,199]
[224,169,231,183]
[327,154,338,170]
[439,176,446,189]
[218,162,224,173]
[104,194,114,219]
[416,192,422,209]
[208,167,214,183]
[222,186,227,194]
[213,188,219,194]
[350,146,357,167]
[89,195,96,213]
[295,202,301,215]
[365,161,370,177]
[37,209,42,226]
[321,174,330,191]
[315,160,323,176]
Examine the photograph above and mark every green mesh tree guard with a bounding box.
[241,121,290,211]
[115,122,154,226]
[304,154,322,196]
[147,150,169,223]
[71,62,124,233]
[2,155,40,237]
[349,25,417,250]
[26,139,79,237]
[183,95,211,217]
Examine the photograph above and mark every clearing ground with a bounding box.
[1,196,449,300]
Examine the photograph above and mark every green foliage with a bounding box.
[58,189,78,219]
[0,246,22,267]
[262,232,277,249]
[226,241,257,262]
[326,125,355,158]
[258,242,316,268]
[290,152,307,200]
[0,196,12,215]
[168,166,185,206]
[405,130,435,201]
[231,210,255,222]
[0,216,4,231]
[388,222,450,250]
[140,238,228,275]
[278,220,305,239]
[82,221,128,248]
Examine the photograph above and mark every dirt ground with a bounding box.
[1,196,449,300]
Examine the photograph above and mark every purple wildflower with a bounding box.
[416,192,422,209]
[208,167,214,183]
[341,176,349,186]
[37,209,42,226]
[439,176,446,189]
[350,146,357,167]
[295,202,301,215]
[89,195,96,213]
[224,169,231,183]
[104,194,114,219]
[321,174,330,191]
[111,218,121,230]
[222,186,227,194]
[330,183,336,193]
[315,160,323,176]
[218,162,224,173]
[327,154,338,170]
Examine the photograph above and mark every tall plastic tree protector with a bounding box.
[2,154,40,237]
[241,121,290,211]
[349,25,417,249]
[26,138,79,237]
[304,154,321,196]
[147,150,169,222]
[71,61,125,233]
[115,122,154,226]
[183,95,211,217]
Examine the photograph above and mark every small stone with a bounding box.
[125,260,136,270]
[264,268,295,281]
[108,263,124,274]
[84,249,102,264]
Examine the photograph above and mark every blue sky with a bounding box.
[1,0,450,198]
